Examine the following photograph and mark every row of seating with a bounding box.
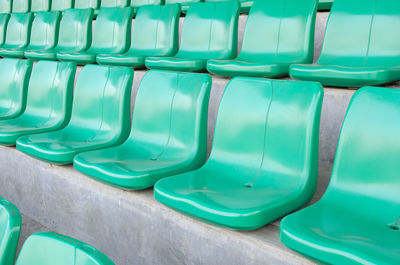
[0,197,115,265]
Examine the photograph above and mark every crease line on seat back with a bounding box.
[363,0,378,67]
[41,63,60,128]
[272,0,286,63]
[7,60,22,114]
[206,3,216,58]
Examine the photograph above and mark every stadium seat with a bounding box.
[31,0,50,12]
[0,14,10,46]
[12,0,30,13]
[15,232,115,265]
[130,0,164,14]
[290,0,400,87]
[51,0,74,11]
[146,1,239,72]
[154,77,323,230]
[165,0,202,13]
[24,11,62,60]
[318,0,333,10]
[0,13,33,58]
[207,0,317,78]
[0,0,12,14]
[97,4,180,68]
[0,59,33,120]
[74,70,211,190]
[280,86,400,264]
[100,0,129,8]
[57,7,133,64]
[208,0,253,13]
[74,0,100,10]
[0,61,75,146]
[17,65,133,165]
[0,198,21,265]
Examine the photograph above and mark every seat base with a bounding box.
[0,48,25,58]
[24,49,57,61]
[96,53,146,68]
[145,56,207,72]
[56,51,96,65]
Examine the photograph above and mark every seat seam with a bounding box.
[363,0,378,67]
[273,0,286,64]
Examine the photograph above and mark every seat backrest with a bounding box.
[0,198,21,265]
[3,13,33,49]
[130,0,164,8]
[318,0,400,67]
[27,11,61,50]
[130,70,210,163]
[22,61,75,124]
[206,78,322,194]
[56,8,93,52]
[0,14,9,46]
[89,7,133,54]
[74,0,100,9]
[0,0,11,13]
[67,65,132,140]
[15,232,115,265]
[177,1,239,59]
[51,0,74,11]
[238,0,317,63]
[129,4,179,56]
[0,59,33,117]
[12,0,30,13]
[100,0,129,8]
[165,0,202,5]
[31,0,50,12]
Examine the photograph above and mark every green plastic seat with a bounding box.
[17,65,133,165]
[0,59,33,120]
[207,0,317,78]
[31,0,50,12]
[0,61,75,146]
[165,0,202,13]
[318,0,333,10]
[51,0,74,11]
[154,77,323,230]
[0,1,12,14]
[15,232,115,265]
[97,4,180,68]
[74,70,210,190]
[74,0,100,10]
[0,13,33,58]
[57,7,133,65]
[208,0,253,13]
[0,14,10,46]
[11,0,30,13]
[24,11,61,60]
[0,198,21,265]
[280,86,400,265]
[290,0,400,87]
[130,0,164,14]
[146,1,239,72]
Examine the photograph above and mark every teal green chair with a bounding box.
[97,4,180,68]
[15,232,115,265]
[0,14,10,46]
[57,7,133,65]
[146,1,239,72]
[0,59,33,120]
[0,13,33,58]
[207,0,253,13]
[318,0,333,10]
[0,61,75,146]
[130,0,164,14]
[207,0,317,78]
[0,1,12,14]
[51,0,74,11]
[290,0,400,87]
[165,0,202,13]
[12,0,30,13]
[100,0,129,8]
[0,198,21,265]
[17,65,133,165]
[74,0,100,10]
[280,86,400,265]
[31,0,50,12]
[74,70,211,190]
[24,11,62,60]
[154,77,323,230]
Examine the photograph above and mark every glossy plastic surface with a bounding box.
[0,61,75,146]
[74,70,211,190]
[207,0,317,78]
[97,4,179,68]
[130,0,164,14]
[145,1,239,72]
[155,77,323,230]
[57,7,132,64]
[165,0,202,12]
[208,0,253,13]
[290,0,400,87]
[0,14,9,46]
[51,0,74,11]
[0,1,11,14]
[0,198,21,265]
[12,0,30,13]
[100,0,129,8]
[280,86,400,264]
[24,11,61,60]
[318,0,333,10]
[74,0,100,10]
[31,0,50,12]
[0,59,33,120]
[0,13,33,58]
[17,65,133,165]
[16,232,115,265]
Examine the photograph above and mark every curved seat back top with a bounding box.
[154,77,323,230]
[0,59,33,120]
[130,0,164,13]
[15,232,115,265]
[207,0,318,78]
[57,7,133,64]
[290,0,400,87]
[0,198,21,265]
[0,60,75,146]
[280,86,400,265]
[17,64,133,164]
[74,70,211,190]
[74,0,100,10]
[51,0,74,11]
[31,0,50,12]
[0,1,12,14]
[12,0,30,13]
[318,0,333,10]
[24,11,61,60]
[0,14,10,46]
[96,4,180,67]
[165,0,202,12]
[145,0,239,72]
